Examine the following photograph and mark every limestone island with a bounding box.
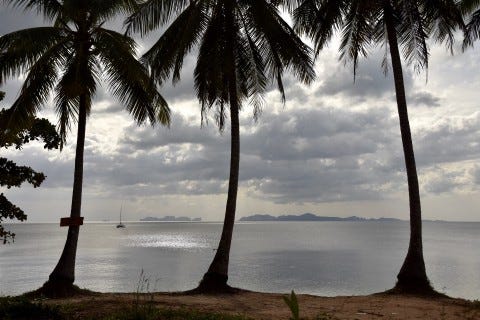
[239,213,402,222]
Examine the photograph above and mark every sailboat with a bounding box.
[116,205,126,228]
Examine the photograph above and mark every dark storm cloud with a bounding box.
[105,106,405,202]
[416,112,480,166]
[241,107,394,161]
[119,113,219,152]
[96,106,480,203]
[5,105,480,206]
[423,167,464,194]
[6,104,399,202]
[316,55,414,100]
[409,91,442,107]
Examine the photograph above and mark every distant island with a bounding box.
[239,213,402,222]
[140,216,202,222]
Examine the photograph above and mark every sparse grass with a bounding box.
[0,296,64,320]
[103,308,251,320]
[470,300,480,309]
[0,296,251,320]
[314,313,338,320]
[100,271,251,320]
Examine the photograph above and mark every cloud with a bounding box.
[415,112,480,166]
[409,91,441,107]
[315,53,414,101]
[106,106,403,204]
[7,102,480,210]
[2,6,480,221]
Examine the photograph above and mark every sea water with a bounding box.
[0,221,479,299]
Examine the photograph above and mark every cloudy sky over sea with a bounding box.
[1,6,479,222]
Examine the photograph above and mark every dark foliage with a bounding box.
[0,91,60,244]
[0,297,63,320]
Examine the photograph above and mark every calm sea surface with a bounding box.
[0,221,479,299]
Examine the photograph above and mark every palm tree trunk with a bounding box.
[385,8,431,292]
[198,85,240,292]
[47,94,87,289]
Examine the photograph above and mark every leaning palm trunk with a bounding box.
[385,11,431,292]
[2,0,170,299]
[125,0,314,293]
[44,94,88,293]
[198,83,240,292]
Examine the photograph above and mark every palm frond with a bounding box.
[87,0,138,22]
[339,0,376,78]
[125,0,191,35]
[270,0,303,12]
[54,91,79,149]
[142,1,208,85]
[94,28,169,126]
[464,8,480,46]
[460,0,480,14]
[372,11,391,75]
[243,0,314,103]
[425,0,465,53]
[294,0,345,57]
[195,2,246,130]
[0,27,66,84]
[237,11,268,119]
[55,50,99,112]
[397,0,429,73]
[8,40,69,129]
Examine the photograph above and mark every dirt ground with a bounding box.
[48,290,480,320]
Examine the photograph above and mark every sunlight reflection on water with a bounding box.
[2,222,480,299]
[124,234,210,249]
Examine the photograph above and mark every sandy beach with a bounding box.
[47,290,479,319]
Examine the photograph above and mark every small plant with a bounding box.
[130,270,159,320]
[283,290,300,320]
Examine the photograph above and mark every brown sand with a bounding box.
[48,291,480,319]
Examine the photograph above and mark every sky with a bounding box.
[1,6,480,223]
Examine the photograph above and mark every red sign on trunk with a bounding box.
[60,217,84,227]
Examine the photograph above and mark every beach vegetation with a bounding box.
[0,296,63,320]
[0,91,60,244]
[283,290,300,320]
[102,308,251,320]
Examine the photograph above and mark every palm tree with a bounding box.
[126,0,315,292]
[290,0,463,293]
[462,0,480,47]
[0,0,170,296]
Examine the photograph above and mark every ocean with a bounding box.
[1,221,479,299]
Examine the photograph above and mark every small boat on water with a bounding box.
[116,205,125,228]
